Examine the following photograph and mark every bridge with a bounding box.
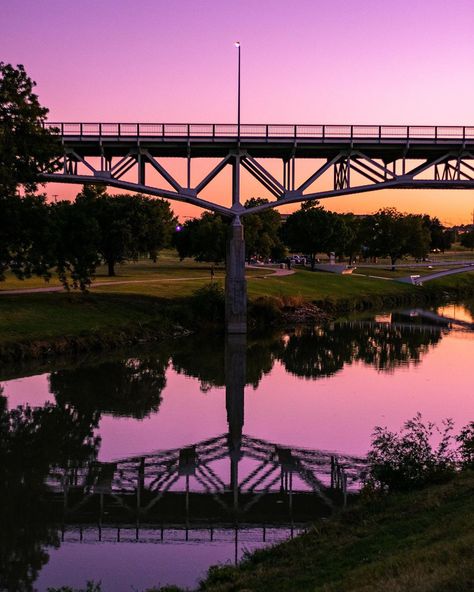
[41,122,474,332]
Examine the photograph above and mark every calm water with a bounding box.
[1,302,473,591]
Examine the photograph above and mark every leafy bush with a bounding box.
[190,282,225,325]
[366,413,458,492]
[457,421,474,468]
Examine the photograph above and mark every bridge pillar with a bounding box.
[225,216,247,334]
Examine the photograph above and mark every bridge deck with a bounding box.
[46,122,474,159]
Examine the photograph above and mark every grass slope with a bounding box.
[200,472,474,592]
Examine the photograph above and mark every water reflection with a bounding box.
[0,309,463,591]
[0,393,99,592]
[50,356,169,419]
[280,317,444,379]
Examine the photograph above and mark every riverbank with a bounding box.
[1,270,474,364]
[196,471,474,592]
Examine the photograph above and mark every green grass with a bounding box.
[248,269,414,301]
[199,471,474,592]
[0,293,170,344]
[354,265,452,279]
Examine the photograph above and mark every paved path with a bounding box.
[247,265,295,278]
[397,264,474,285]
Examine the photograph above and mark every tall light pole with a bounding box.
[235,41,241,142]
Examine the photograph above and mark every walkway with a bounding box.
[398,264,474,285]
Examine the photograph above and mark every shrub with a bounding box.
[457,421,474,468]
[365,413,458,492]
[190,282,225,326]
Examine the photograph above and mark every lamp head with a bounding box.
[234,41,240,48]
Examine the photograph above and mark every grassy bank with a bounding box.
[197,471,474,592]
[1,262,474,363]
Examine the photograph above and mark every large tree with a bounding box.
[51,199,101,290]
[76,185,176,276]
[0,64,60,284]
[281,202,336,269]
[173,211,228,263]
[366,208,431,269]
[0,63,60,195]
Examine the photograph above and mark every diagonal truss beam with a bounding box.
[41,142,474,220]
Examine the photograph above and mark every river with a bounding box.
[1,302,473,591]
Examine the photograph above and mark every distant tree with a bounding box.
[173,212,228,263]
[76,186,176,276]
[330,214,354,261]
[366,208,431,269]
[0,62,60,195]
[242,198,285,262]
[422,215,454,252]
[460,230,474,250]
[340,214,365,264]
[281,202,335,269]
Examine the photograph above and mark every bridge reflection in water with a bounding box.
[1,311,459,589]
[47,335,366,552]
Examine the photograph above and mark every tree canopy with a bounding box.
[0,62,60,195]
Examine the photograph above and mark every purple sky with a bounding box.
[3,0,474,222]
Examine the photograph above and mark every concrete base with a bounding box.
[225,218,247,333]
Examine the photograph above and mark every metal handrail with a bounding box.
[43,122,474,141]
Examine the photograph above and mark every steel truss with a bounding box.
[41,123,474,217]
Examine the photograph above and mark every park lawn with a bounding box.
[90,269,415,301]
[0,251,225,291]
[247,269,414,302]
[199,471,474,592]
[354,265,453,279]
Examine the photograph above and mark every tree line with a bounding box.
[173,199,458,270]
[0,186,177,289]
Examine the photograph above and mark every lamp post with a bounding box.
[235,41,241,141]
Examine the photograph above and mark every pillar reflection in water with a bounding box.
[225,333,246,513]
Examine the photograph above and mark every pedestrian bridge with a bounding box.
[40,121,474,332]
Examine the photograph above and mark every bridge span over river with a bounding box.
[41,122,474,332]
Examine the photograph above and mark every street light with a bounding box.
[235,41,241,141]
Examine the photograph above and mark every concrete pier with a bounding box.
[225,216,247,334]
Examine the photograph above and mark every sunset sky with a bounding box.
[3,0,474,224]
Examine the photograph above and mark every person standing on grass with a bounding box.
[210,265,215,281]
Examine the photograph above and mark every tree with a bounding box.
[76,186,176,276]
[423,215,454,252]
[0,193,54,282]
[281,202,335,269]
[51,200,101,290]
[173,212,228,263]
[0,63,60,195]
[460,230,474,250]
[242,198,285,262]
[366,208,431,269]
[339,213,365,264]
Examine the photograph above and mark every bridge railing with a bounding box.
[44,122,474,141]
